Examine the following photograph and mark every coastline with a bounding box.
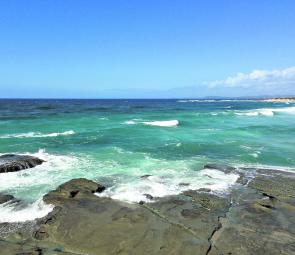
[1,163,295,255]
[1,99,295,254]
[257,97,295,103]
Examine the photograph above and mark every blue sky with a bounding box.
[0,0,295,98]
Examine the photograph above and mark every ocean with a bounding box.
[0,99,295,222]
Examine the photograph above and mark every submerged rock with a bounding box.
[0,154,44,173]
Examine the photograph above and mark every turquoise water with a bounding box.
[0,99,295,222]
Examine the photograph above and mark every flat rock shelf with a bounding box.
[1,165,295,255]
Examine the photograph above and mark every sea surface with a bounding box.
[0,99,295,222]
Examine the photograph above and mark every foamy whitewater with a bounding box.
[124,119,179,126]
[0,99,295,223]
[0,130,75,139]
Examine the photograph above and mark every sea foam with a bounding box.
[0,149,82,222]
[97,168,239,203]
[0,130,75,139]
[0,199,53,223]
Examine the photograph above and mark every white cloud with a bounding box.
[206,66,295,90]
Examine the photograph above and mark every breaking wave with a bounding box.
[143,120,179,127]
[0,199,53,223]
[124,120,179,127]
[0,130,75,139]
[97,168,239,203]
[235,106,295,117]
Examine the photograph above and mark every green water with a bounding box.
[0,99,294,221]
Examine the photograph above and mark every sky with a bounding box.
[0,0,295,98]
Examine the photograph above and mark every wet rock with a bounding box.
[43,178,105,205]
[197,188,211,192]
[204,163,236,173]
[0,193,14,204]
[2,167,295,255]
[143,194,153,200]
[39,179,208,255]
[140,174,152,179]
[178,182,190,186]
[0,154,44,173]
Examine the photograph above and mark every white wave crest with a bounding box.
[0,130,75,139]
[0,199,53,223]
[124,120,137,125]
[143,120,179,127]
[235,106,295,117]
[123,119,179,127]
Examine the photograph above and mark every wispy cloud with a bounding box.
[205,66,295,90]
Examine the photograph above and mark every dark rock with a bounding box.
[179,182,190,186]
[2,168,295,255]
[140,174,152,179]
[0,193,14,204]
[143,194,153,200]
[38,179,209,254]
[197,188,211,192]
[204,163,236,173]
[43,178,105,205]
[0,154,44,173]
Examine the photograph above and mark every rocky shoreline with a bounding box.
[1,156,295,254]
[257,97,295,103]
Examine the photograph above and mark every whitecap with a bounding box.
[235,106,295,117]
[142,120,179,127]
[249,153,259,158]
[124,120,137,125]
[0,130,75,139]
[260,109,274,116]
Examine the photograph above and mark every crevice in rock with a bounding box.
[262,192,276,201]
[141,204,199,238]
[259,203,275,209]
[205,201,233,255]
